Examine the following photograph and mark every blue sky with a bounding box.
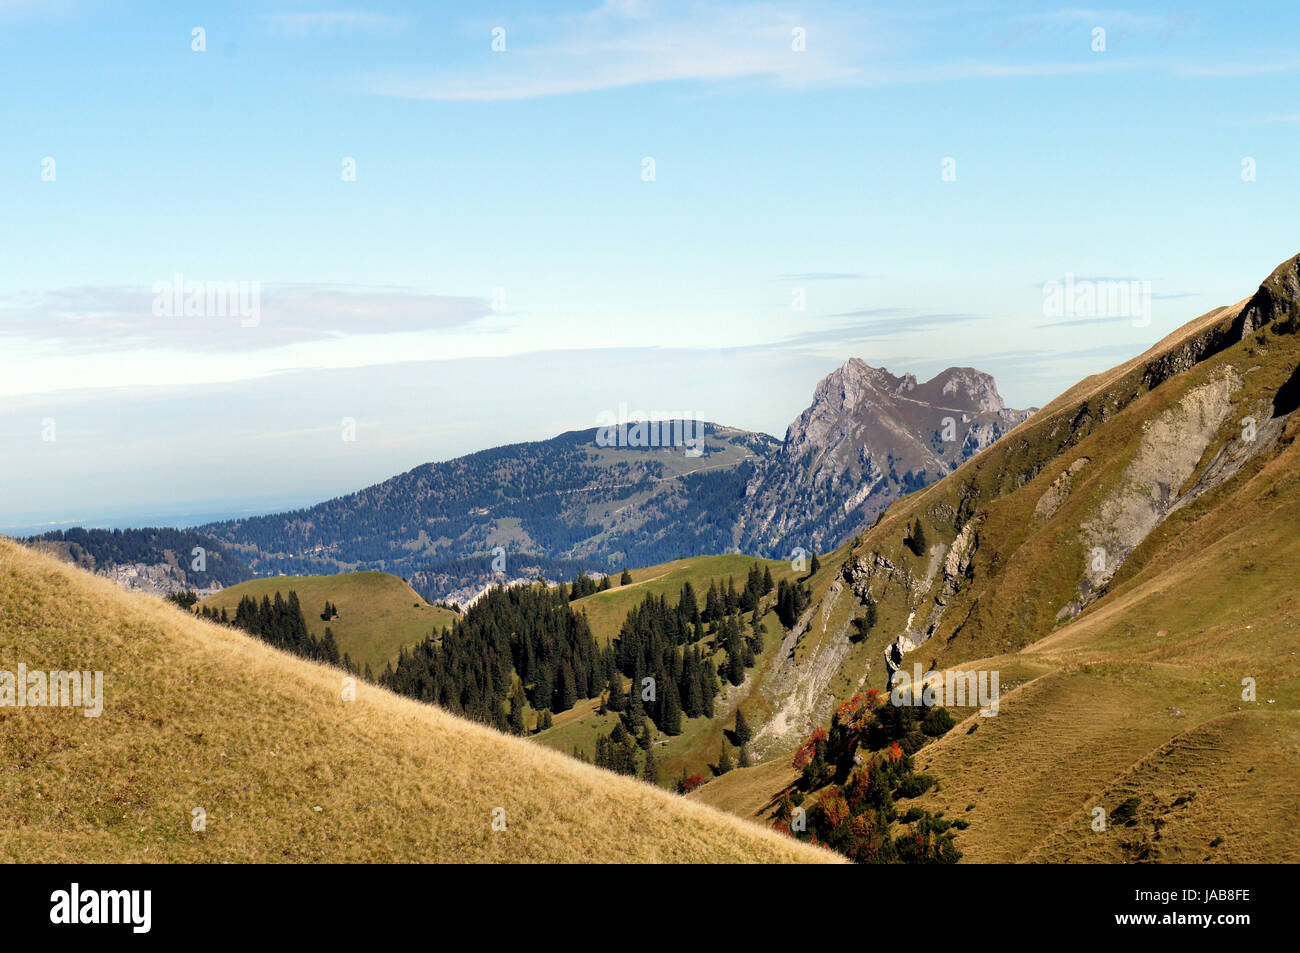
[2,0,1299,531]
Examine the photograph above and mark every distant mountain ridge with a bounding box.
[199,423,779,597]
[22,363,1031,602]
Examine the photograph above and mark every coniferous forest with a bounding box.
[195,590,360,676]
[380,583,607,731]
[583,563,776,777]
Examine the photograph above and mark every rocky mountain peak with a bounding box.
[738,359,1033,556]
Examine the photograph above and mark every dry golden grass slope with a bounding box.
[0,539,838,864]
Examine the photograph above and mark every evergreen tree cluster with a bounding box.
[611,585,715,735]
[701,563,772,620]
[850,597,878,643]
[775,577,811,628]
[610,564,774,740]
[593,721,642,776]
[207,590,355,674]
[587,565,776,785]
[565,572,611,600]
[165,590,199,610]
[381,583,606,732]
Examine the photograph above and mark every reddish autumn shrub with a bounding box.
[821,796,850,829]
[678,773,706,794]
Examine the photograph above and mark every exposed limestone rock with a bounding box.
[1033,457,1091,522]
[843,551,922,605]
[1077,368,1243,599]
[942,516,982,585]
[751,596,856,759]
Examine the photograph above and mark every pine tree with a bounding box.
[606,673,626,712]
[533,662,555,713]
[809,551,821,576]
[660,679,683,735]
[642,746,659,784]
[748,610,765,654]
[678,581,699,624]
[701,660,717,719]
[718,742,733,775]
[508,681,528,735]
[620,567,633,586]
[907,518,928,556]
[734,709,753,746]
[684,650,704,718]
[725,617,747,686]
[322,627,341,665]
[625,664,647,732]
[739,745,752,768]
[704,581,722,623]
[556,660,578,712]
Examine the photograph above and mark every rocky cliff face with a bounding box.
[735,360,1032,557]
[741,251,1300,793]
[832,251,1300,683]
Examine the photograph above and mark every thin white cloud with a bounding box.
[362,2,874,101]
[1180,59,1300,78]
[1021,8,1182,30]
[0,283,491,354]
[776,272,869,281]
[357,2,1208,103]
[265,11,407,35]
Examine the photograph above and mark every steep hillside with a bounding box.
[0,538,837,864]
[703,252,1300,862]
[735,362,1032,556]
[197,571,458,672]
[843,254,1300,682]
[23,527,252,596]
[537,548,853,788]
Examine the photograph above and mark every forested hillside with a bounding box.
[23,526,252,591]
[201,424,776,597]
